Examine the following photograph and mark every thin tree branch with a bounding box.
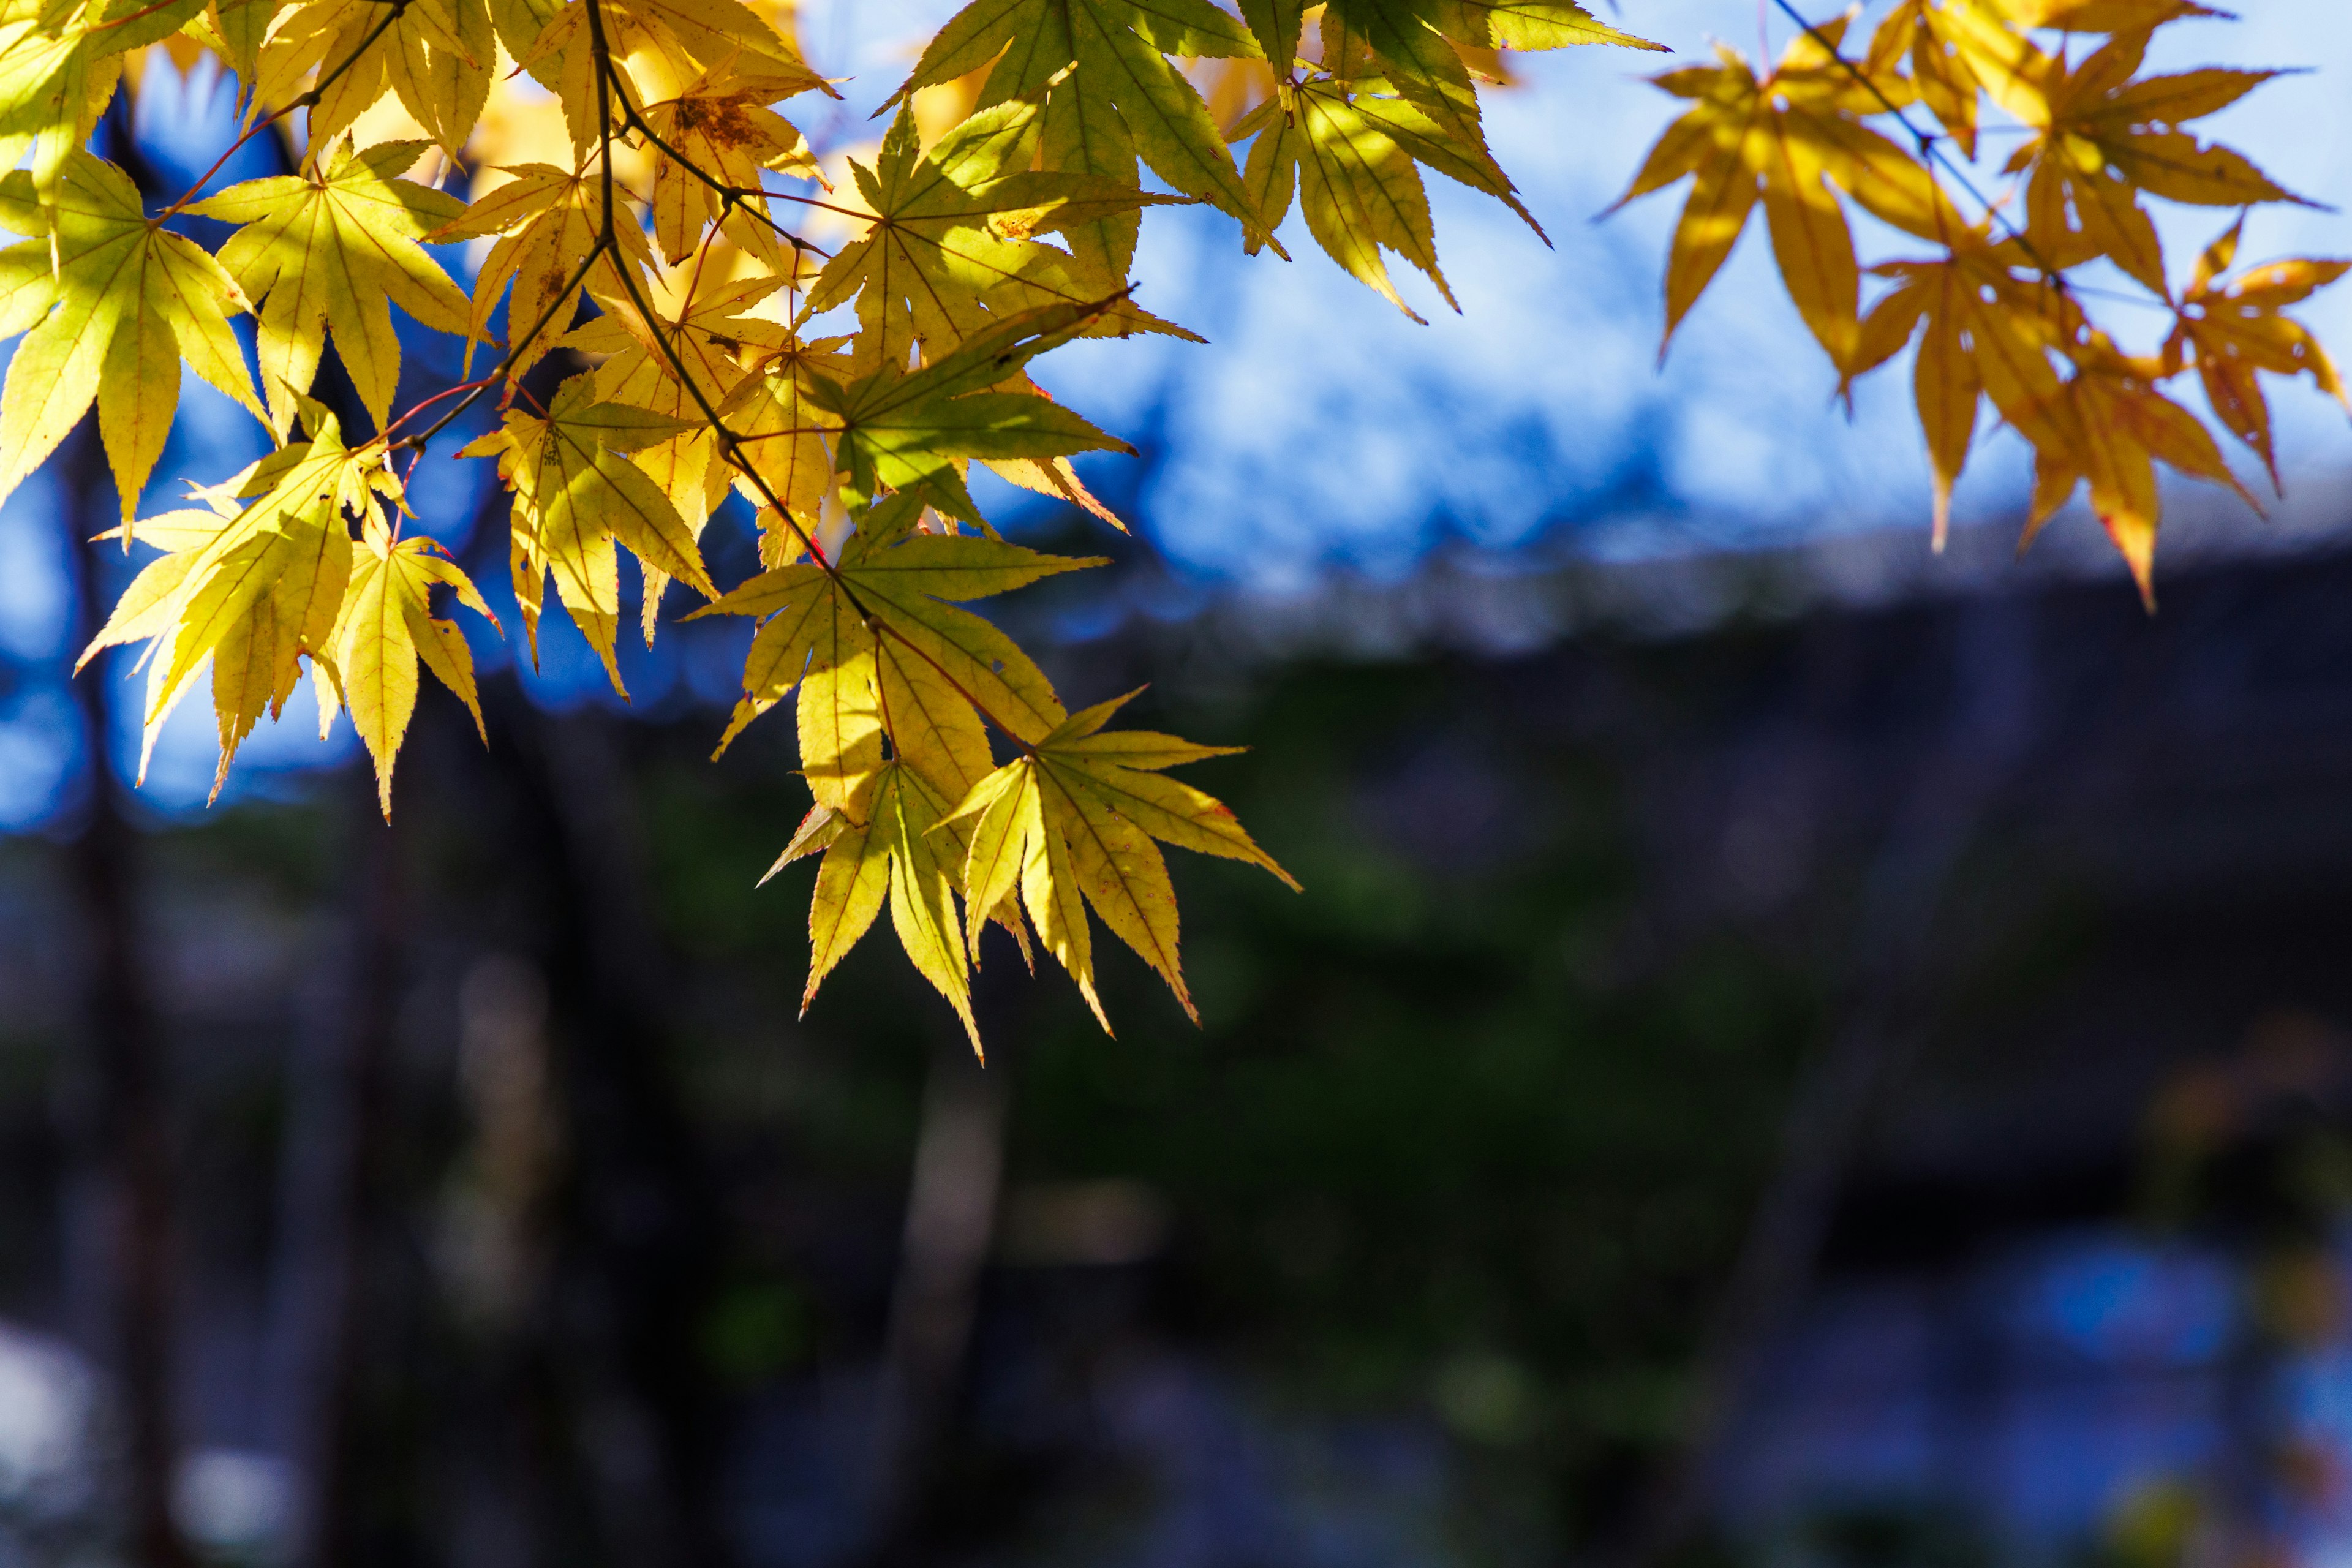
[1768,0,2087,301]
[156,0,412,221]
[392,232,613,452]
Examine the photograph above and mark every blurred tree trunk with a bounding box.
[444,950,569,1565]
[861,968,1024,1564]
[270,783,403,1568]
[863,1045,1005,1551]
[480,681,735,1568]
[59,419,192,1568]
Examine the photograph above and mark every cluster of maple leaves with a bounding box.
[0,0,2340,1042]
[0,0,1670,1041]
[1616,0,2348,598]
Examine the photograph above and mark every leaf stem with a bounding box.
[558,0,1074,757]
[92,0,189,34]
[391,232,612,451]
[611,96,843,254]
[1768,0,2082,299]
[380,374,497,437]
[154,0,411,222]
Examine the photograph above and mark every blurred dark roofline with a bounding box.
[1055,467,2352,663]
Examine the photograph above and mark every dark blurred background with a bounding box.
[18,450,2352,1565]
[8,2,2352,1562]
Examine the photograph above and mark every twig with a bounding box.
[156,0,412,221]
[1768,0,2082,298]
[611,97,842,255]
[392,235,612,451]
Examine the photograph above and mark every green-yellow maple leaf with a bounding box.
[559,271,801,639]
[431,159,656,383]
[894,0,1275,266]
[190,138,472,436]
[719,326,855,564]
[330,522,497,816]
[812,296,1136,521]
[805,96,1186,374]
[802,759,984,1049]
[252,0,488,152]
[77,398,387,786]
[0,151,261,521]
[946,688,1297,1031]
[690,493,1102,760]
[1308,0,1659,244]
[1236,76,1456,320]
[459,370,712,689]
[1432,0,1660,52]
[0,0,203,223]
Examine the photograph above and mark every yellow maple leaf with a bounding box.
[2004,26,2307,295]
[189,138,472,436]
[946,688,1295,1033]
[1610,21,1955,368]
[333,523,497,816]
[77,398,390,788]
[2163,219,2352,492]
[459,369,712,688]
[2024,339,2256,607]
[0,150,260,521]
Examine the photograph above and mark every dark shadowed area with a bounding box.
[12,423,2352,1563]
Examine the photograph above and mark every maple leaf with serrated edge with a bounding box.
[0,0,200,222]
[560,268,799,639]
[0,151,262,522]
[804,97,1190,375]
[76,396,391,787]
[719,328,854,565]
[810,311,1136,524]
[2005,26,2309,295]
[1427,0,1657,53]
[1234,75,1455,320]
[943,687,1297,1032]
[701,505,1110,1047]
[894,0,1276,263]
[430,159,656,383]
[253,0,489,153]
[641,56,822,267]
[803,758,986,1050]
[982,447,1128,533]
[459,371,711,690]
[1607,22,1958,368]
[1849,238,2074,549]
[1298,0,1665,257]
[331,521,498,817]
[688,489,1104,760]
[2162,219,2351,492]
[1314,0,1494,215]
[503,0,829,161]
[189,138,472,437]
[2022,337,2258,607]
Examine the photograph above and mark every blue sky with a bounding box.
[2,1,2350,820]
[801,1,2352,585]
